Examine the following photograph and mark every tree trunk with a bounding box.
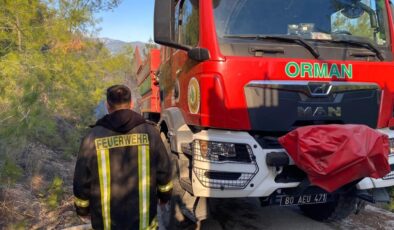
[15,15,22,52]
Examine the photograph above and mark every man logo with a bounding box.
[308,82,332,96]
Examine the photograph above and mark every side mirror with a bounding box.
[154,0,174,46]
[361,3,378,29]
[341,6,364,19]
[392,4,394,21]
[341,2,378,29]
[154,0,191,51]
[188,47,210,62]
[154,0,209,62]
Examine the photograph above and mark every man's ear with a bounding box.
[105,101,112,114]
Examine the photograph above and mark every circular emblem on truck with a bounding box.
[188,78,200,114]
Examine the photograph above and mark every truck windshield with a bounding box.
[213,0,390,46]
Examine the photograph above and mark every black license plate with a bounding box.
[279,193,327,206]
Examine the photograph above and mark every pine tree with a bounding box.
[0,0,135,183]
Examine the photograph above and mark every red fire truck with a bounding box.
[152,0,394,222]
[136,48,162,122]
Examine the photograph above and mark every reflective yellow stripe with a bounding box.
[148,217,158,230]
[138,145,150,230]
[158,181,173,193]
[94,134,150,230]
[146,145,151,230]
[97,148,111,230]
[75,197,90,208]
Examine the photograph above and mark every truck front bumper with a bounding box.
[357,155,394,190]
[189,129,394,198]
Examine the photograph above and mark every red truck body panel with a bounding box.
[159,0,394,131]
[137,49,161,114]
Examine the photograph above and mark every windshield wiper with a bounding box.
[224,34,320,59]
[330,37,384,61]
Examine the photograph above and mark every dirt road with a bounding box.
[179,198,394,230]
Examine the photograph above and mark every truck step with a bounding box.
[180,177,193,194]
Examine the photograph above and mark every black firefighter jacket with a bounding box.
[73,109,173,230]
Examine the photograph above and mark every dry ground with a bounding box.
[1,142,394,230]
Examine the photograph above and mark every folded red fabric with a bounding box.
[279,124,390,192]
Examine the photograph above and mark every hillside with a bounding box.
[100,38,146,54]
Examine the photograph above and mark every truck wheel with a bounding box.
[299,193,358,222]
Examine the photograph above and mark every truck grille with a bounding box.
[245,81,380,132]
[193,167,256,189]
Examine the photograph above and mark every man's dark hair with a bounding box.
[106,85,131,108]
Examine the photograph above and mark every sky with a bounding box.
[96,0,155,42]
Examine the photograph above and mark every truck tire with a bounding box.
[299,193,358,222]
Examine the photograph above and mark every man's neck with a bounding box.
[107,105,131,114]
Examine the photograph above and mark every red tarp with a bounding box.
[278,124,391,192]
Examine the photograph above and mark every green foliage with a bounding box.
[184,8,199,47]
[0,0,134,181]
[6,221,28,230]
[0,157,23,184]
[46,176,64,209]
[332,12,374,38]
[388,187,394,212]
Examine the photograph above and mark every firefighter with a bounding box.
[73,85,173,230]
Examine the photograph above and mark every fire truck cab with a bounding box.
[153,0,394,222]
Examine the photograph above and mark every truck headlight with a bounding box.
[194,140,255,163]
